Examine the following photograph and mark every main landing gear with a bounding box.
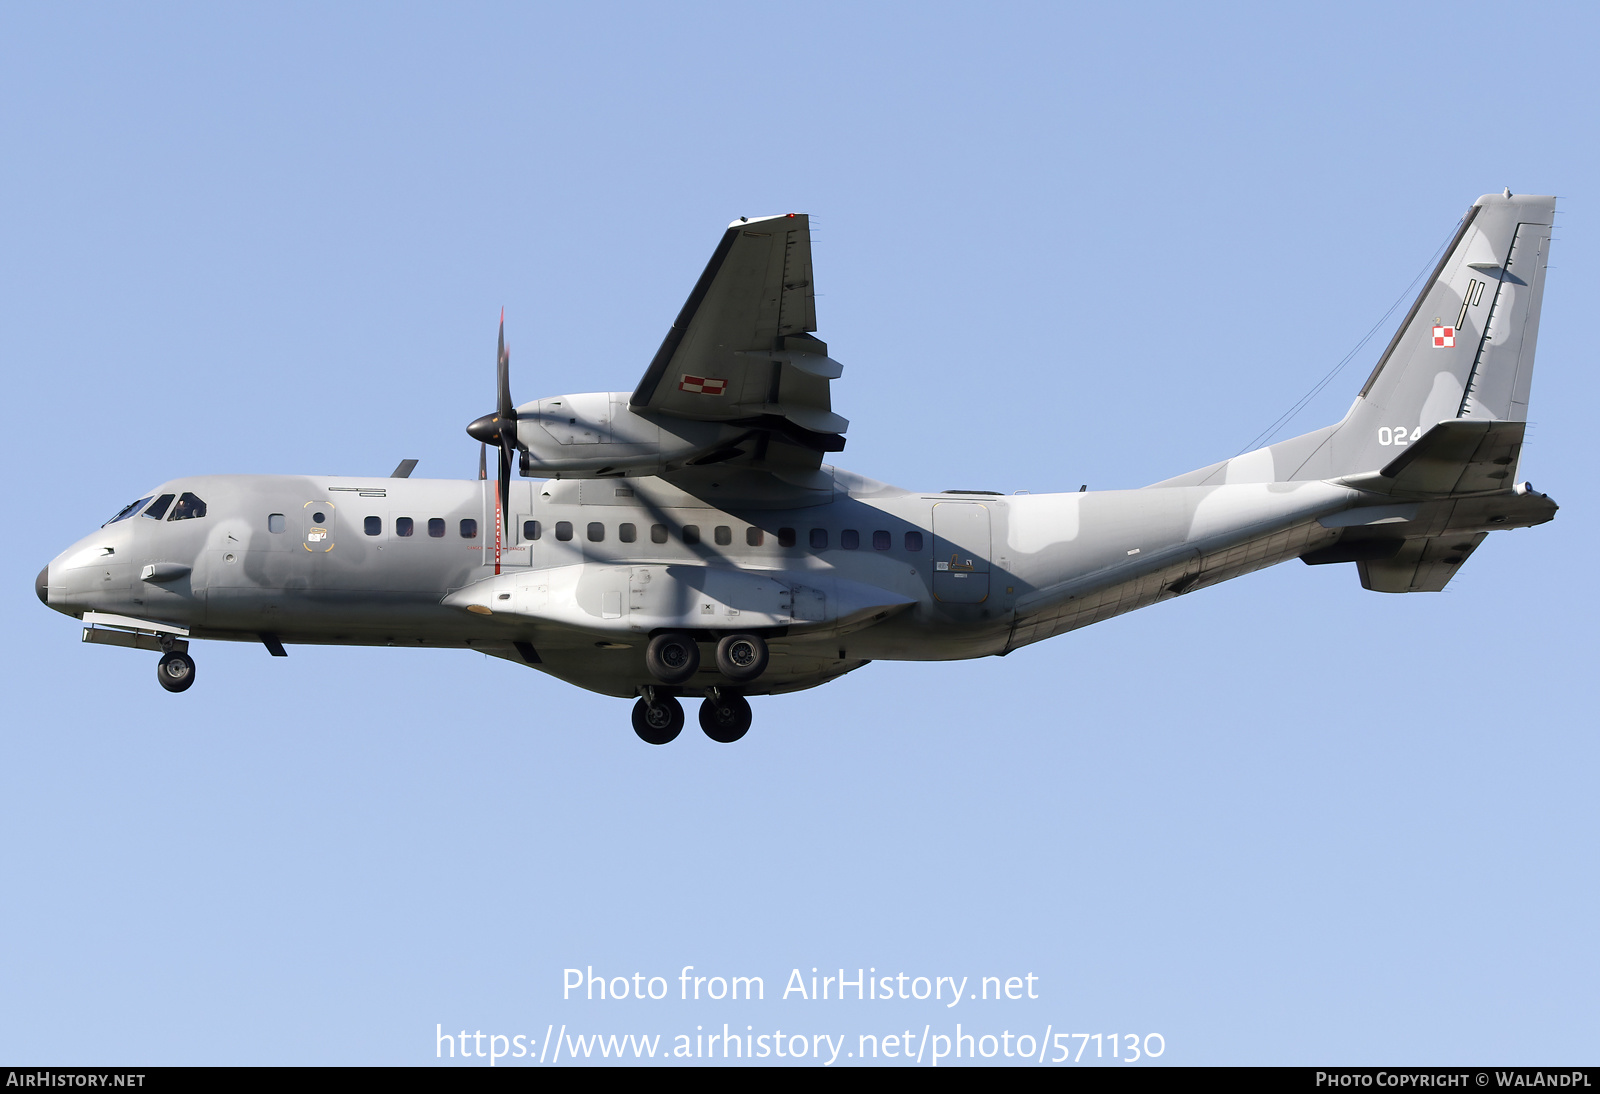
[632,632,769,744]
[698,689,752,743]
[715,635,768,682]
[631,687,684,745]
[630,687,754,745]
[644,632,769,686]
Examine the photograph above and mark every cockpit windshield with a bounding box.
[103,496,153,526]
[169,492,207,521]
[142,494,175,520]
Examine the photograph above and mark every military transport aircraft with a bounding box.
[38,193,1559,744]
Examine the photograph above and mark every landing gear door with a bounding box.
[932,502,991,604]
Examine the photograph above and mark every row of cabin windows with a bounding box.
[266,515,481,538]
[387,517,476,538]
[266,514,929,553]
[522,520,924,553]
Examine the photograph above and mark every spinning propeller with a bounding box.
[465,312,520,570]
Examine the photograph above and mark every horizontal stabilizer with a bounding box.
[1358,533,1487,593]
[1300,485,1556,592]
[1342,419,1526,496]
[1378,418,1524,493]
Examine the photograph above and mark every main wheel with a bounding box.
[699,693,752,743]
[631,695,684,744]
[645,632,700,684]
[156,651,196,693]
[715,634,769,682]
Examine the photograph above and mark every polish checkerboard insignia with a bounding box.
[678,374,728,395]
[1432,324,1455,348]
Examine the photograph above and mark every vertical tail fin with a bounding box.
[1338,192,1554,459]
[1157,192,1555,488]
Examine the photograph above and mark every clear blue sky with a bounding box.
[2,1,1596,1066]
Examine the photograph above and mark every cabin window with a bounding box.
[840,529,859,550]
[460,519,478,539]
[587,522,605,543]
[523,520,541,541]
[104,497,152,526]
[873,530,891,550]
[619,523,637,543]
[428,518,446,538]
[268,513,286,534]
[395,517,413,537]
[746,527,764,547]
[168,493,207,521]
[556,521,573,542]
[364,516,382,536]
[905,530,924,552]
[651,524,668,544]
[682,525,701,545]
[810,528,828,549]
[778,527,796,547]
[714,526,732,546]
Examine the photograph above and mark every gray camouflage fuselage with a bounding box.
[39,193,1560,710]
[41,464,1550,699]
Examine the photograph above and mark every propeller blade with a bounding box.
[497,309,515,435]
[466,312,522,475]
[478,442,487,481]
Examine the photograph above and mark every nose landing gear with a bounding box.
[156,650,196,693]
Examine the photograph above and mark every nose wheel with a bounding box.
[698,690,752,743]
[156,651,196,693]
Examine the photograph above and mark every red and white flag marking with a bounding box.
[1432,325,1456,348]
[678,374,728,395]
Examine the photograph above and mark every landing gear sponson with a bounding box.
[631,632,767,744]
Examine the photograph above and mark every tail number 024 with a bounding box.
[1378,426,1423,446]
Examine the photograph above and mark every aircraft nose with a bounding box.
[36,565,48,605]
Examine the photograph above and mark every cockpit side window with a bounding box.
[103,497,153,526]
[143,494,176,520]
[168,492,207,521]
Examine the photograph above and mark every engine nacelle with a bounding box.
[513,391,843,479]
[515,391,744,478]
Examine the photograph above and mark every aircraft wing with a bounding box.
[630,214,849,464]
